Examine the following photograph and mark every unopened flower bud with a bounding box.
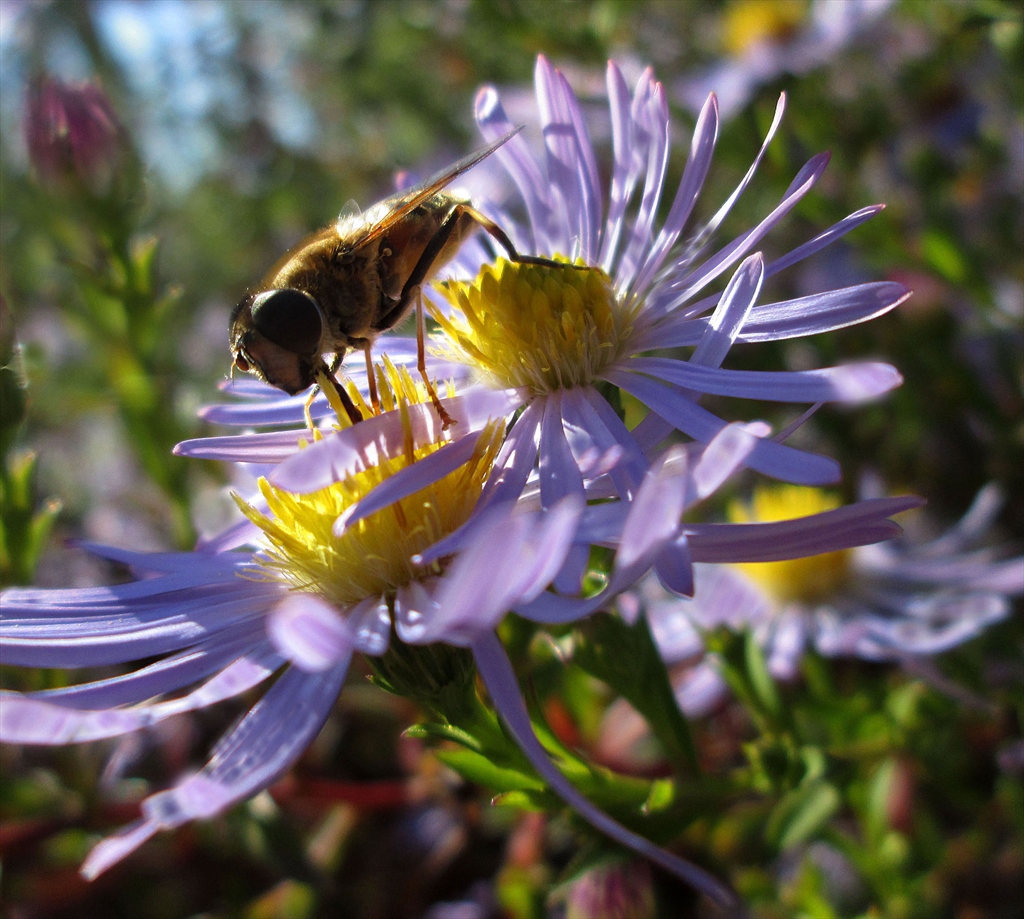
[566,860,656,919]
[24,77,126,196]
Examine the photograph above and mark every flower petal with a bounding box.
[0,580,278,668]
[475,86,558,254]
[651,150,830,315]
[634,279,909,352]
[631,91,719,297]
[687,496,924,562]
[1,644,279,744]
[346,595,392,656]
[267,594,353,672]
[625,355,903,404]
[471,632,741,911]
[80,658,350,878]
[24,621,268,710]
[603,366,841,485]
[334,428,487,534]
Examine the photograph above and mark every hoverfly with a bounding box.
[230,129,554,427]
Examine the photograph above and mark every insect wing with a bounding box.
[347,128,522,250]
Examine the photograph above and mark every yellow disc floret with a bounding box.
[430,258,633,395]
[235,360,500,608]
[728,485,851,604]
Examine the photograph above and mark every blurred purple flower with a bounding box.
[641,483,1023,717]
[675,0,896,120]
[24,77,126,194]
[565,859,656,919]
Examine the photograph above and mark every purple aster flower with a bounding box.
[0,374,759,909]
[640,483,1023,717]
[423,55,908,516]
[0,400,577,876]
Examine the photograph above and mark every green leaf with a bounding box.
[436,747,546,794]
[572,612,699,772]
[767,780,841,850]
[403,722,483,752]
[744,629,783,723]
[245,881,317,919]
[920,230,968,284]
[708,627,789,733]
[644,778,676,815]
[493,788,561,811]
[0,451,62,586]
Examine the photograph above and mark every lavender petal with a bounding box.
[471,631,742,911]
[602,366,841,485]
[687,496,924,562]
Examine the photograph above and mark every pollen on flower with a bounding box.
[430,258,633,395]
[235,360,498,608]
[729,485,851,604]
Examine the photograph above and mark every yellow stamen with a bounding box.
[728,485,851,604]
[234,360,497,607]
[317,354,454,433]
[430,258,634,395]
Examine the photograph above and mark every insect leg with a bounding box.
[459,205,586,270]
[416,288,454,429]
[303,388,318,430]
[362,341,381,414]
[318,358,363,426]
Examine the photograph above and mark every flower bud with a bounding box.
[24,77,126,196]
[566,860,656,919]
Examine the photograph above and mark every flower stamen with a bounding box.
[235,361,500,608]
[431,258,633,395]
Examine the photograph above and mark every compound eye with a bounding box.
[250,288,323,355]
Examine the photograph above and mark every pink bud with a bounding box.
[24,77,125,194]
[566,860,656,919]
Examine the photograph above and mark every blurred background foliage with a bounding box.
[0,1,1021,917]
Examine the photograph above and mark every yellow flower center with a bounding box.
[728,485,851,604]
[235,359,501,608]
[430,258,633,395]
